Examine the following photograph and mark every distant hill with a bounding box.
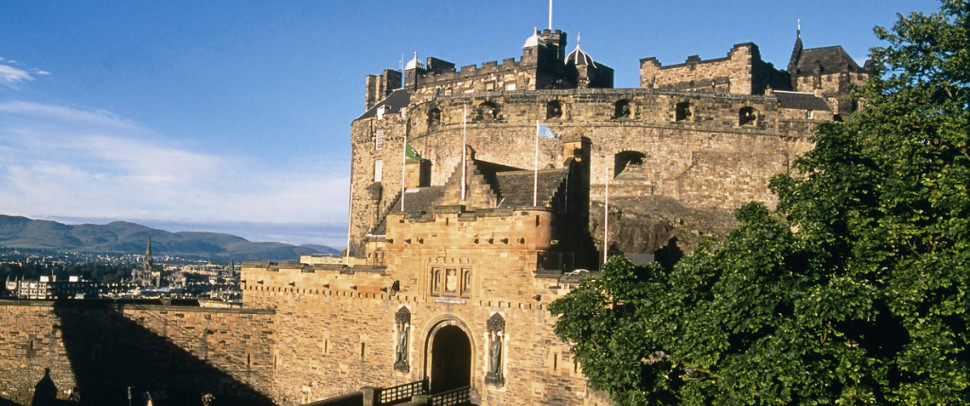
[0,215,339,261]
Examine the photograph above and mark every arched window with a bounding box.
[614,151,646,177]
[477,102,499,121]
[546,101,563,119]
[739,107,757,126]
[613,99,631,119]
[675,101,691,121]
[427,108,442,126]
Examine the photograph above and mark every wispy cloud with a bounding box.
[0,57,49,88]
[0,101,348,245]
[0,101,134,128]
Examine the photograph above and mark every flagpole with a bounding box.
[534,120,539,206]
[461,104,467,202]
[401,132,407,211]
[603,166,609,265]
[345,183,353,266]
[548,0,553,30]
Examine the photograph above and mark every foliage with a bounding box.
[550,1,969,404]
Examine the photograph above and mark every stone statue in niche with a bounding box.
[394,307,411,371]
[489,333,502,374]
[396,328,408,362]
[485,312,505,385]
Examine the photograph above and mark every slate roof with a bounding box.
[357,89,411,120]
[401,186,445,212]
[381,160,569,215]
[774,91,832,111]
[494,168,569,208]
[794,46,862,73]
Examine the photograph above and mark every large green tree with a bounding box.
[550,1,969,404]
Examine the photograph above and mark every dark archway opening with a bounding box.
[429,325,471,393]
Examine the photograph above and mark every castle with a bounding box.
[0,26,869,406]
[238,26,870,405]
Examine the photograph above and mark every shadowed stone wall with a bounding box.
[0,300,275,406]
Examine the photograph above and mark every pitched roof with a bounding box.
[357,89,411,120]
[774,91,832,111]
[494,169,569,207]
[387,157,569,214]
[794,46,862,73]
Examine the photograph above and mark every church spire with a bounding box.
[787,19,804,85]
[143,236,153,281]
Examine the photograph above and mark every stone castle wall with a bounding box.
[639,43,791,96]
[241,256,591,406]
[640,43,757,94]
[793,70,869,116]
[0,300,275,405]
[349,88,819,250]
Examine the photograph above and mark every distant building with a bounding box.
[131,236,162,287]
[4,275,100,300]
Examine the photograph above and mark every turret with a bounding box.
[403,52,426,90]
[539,29,567,62]
[365,69,402,110]
[565,35,614,88]
[521,27,546,65]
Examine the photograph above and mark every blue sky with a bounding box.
[0,1,938,248]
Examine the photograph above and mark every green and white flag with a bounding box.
[406,143,425,162]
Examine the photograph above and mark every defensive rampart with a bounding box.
[0,299,275,405]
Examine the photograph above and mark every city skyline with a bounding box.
[0,0,936,247]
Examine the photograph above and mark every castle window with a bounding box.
[428,108,442,126]
[613,100,631,119]
[546,101,563,119]
[477,102,500,122]
[675,101,691,121]
[614,151,646,177]
[374,160,383,182]
[738,107,757,126]
[375,128,385,150]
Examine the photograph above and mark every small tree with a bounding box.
[551,1,969,404]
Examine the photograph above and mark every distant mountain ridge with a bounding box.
[0,215,338,261]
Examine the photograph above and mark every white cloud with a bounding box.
[0,101,134,128]
[0,101,349,241]
[0,57,48,88]
[0,64,33,86]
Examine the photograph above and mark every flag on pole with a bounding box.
[537,124,557,139]
[405,143,425,162]
[534,122,557,206]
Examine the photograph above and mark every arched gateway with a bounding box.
[426,321,473,393]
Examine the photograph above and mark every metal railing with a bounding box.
[429,386,470,406]
[378,379,427,405]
